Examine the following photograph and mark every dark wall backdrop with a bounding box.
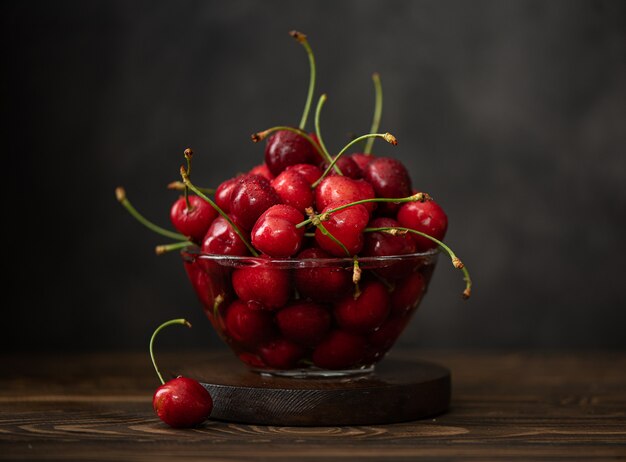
[3,0,625,351]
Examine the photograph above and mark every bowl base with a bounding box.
[252,365,375,379]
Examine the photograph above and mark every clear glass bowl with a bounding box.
[182,248,438,378]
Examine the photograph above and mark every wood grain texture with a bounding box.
[1,350,625,461]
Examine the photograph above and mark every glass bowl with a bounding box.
[182,248,438,378]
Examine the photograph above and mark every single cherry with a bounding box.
[231,260,291,309]
[170,195,218,243]
[270,169,314,214]
[314,203,370,257]
[150,319,213,428]
[202,216,250,256]
[249,163,274,181]
[312,330,367,370]
[334,280,390,334]
[258,338,307,369]
[293,247,352,302]
[285,163,322,185]
[275,301,332,347]
[229,174,281,231]
[214,176,241,214]
[224,300,275,347]
[251,204,305,257]
[315,176,376,213]
[265,130,316,176]
[396,199,448,251]
[362,157,412,214]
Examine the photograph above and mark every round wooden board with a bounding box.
[180,353,451,426]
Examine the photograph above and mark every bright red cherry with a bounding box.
[285,163,322,185]
[229,174,281,231]
[170,196,218,243]
[391,271,426,316]
[315,176,376,213]
[396,200,448,251]
[314,203,370,256]
[249,163,274,181]
[312,330,367,370]
[258,338,307,369]
[270,170,313,214]
[214,176,241,214]
[202,216,249,256]
[153,377,213,428]
[362,157,412,214]
[224,300,275,347]
[231,262,291,309]
[251,204,305,257]
[334,280,390,334]
[275,301,332,347]
[265,130,316,176]
[293,247,352,302]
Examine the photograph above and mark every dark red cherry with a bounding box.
[322,156,361,179]
[224,299,275,347]
[170,196,218,243]
[315,176,376,214]
[202,216,249,256]
[363,217,416,257]
[391,271,426,317]
[293,247,352,302]
[258,338,307,369]
[265,130,316,176]
[153,377,213,428]
[270,170,314,214]
[214,176,241,214]
[249,163,274,181]
[251,204,305,257]
[396,200,448,251]
[229,175,281,231]
[275,301,332,347]
[314,203,370,257]
[285,163,322,185]
[362,157,412,214]
[231,262,291,309]
[349,153,375,173]
[312,330,367,370]
[367,316,409,356]
[334,280,390,334]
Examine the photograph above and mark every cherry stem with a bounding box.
[183,148,193,210]
[295,192,431,229]
[180,167,259,257]
[290,31,316,131]
[364,226,472,299]
[155,241,192,255]
[115,187,187,241]
[311,132,397,188]
[168,181,215,195]
[149,318,192,385]
[314,94,342,175]
[251,125,330,165]
[364,73,383,155]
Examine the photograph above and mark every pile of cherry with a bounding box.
[118,30,471,376]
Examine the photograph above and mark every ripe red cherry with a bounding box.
[153,377,213,428]
[349,153,375,172]
[249,163,274,181]
[265,130,316,176]
[293,247,352,302]
[229,174,281,231]
[285,163,322,185]
[362,157,412,214]
[202,216,249,256]
[275,301,332,347]
[170,196,218,243]
[231,261,291,309]
[270,170,313,214]
[391,271,426,316]
[322,156,361,179]
[314,203,370,256]
[251,204,305,257]
[363,217,416,257]
[312,330,367,370]
[334,280,390,334]
[224,300,275,347]
[396,200,448,251]
[367,316,409,356]
[258,338,307,369]
[214,176,241,214]
[315,176,376,213]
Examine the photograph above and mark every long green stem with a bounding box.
[311,132,397,188]
[290,31,316,130]
[155,240,192,255]
[296,193,430,229]
[364,73,383,154]
[115,187,187,241]
[314,95,342,175]
[149,318,192,385]
[365,226,472,299]
[180,167,259,257]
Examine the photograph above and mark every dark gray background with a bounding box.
[3,0,625,351]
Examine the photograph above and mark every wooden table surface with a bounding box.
[1,350,625,461]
